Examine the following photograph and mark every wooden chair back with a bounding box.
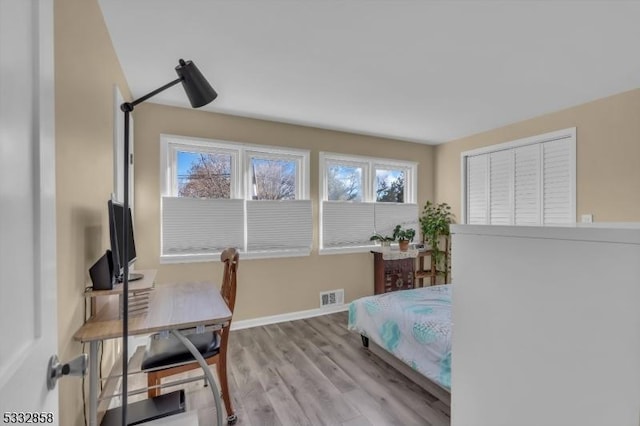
[218,247,239,356]
[220,247,239,313]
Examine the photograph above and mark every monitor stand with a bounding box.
[129,272,144,281]
[117,272,144,283]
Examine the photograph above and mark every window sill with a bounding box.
[160,248,311,264]
[318,245,377,255]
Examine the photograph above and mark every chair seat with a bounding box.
[141,331,221,371]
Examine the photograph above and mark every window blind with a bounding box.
[321,202,419,249]
[374,203,419,238]
[246,200,312,251]
[322,201,375,248]
[162,197,244,255]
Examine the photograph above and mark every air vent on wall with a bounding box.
[320,289,344,308]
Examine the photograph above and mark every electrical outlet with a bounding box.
[581,214,593,223]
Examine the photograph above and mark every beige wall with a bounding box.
[55,0,131,424]
[133,103,435,321]
[435,89,640,223]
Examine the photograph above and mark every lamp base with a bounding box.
[100,390,185,426]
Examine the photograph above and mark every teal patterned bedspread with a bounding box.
[347,285,452,389]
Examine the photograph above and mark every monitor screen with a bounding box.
[108,199,137,279]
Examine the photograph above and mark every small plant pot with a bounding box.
[398,240,410,252]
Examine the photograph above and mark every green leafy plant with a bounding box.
[419,201,454,268]
[392,225,416,242]
[369,233,395,245]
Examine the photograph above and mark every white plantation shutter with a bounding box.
[467,154,488,224]
[374,203,419,237]
[514,144,540,225]
[489,150,513,225]
[542,138,573,224]
[247,200,312,251]
[464,129,575,226]
[322,201,375,248]
[162,197,244,254]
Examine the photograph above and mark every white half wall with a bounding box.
[450,224,640,426]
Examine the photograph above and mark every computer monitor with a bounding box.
[108,199,143,282]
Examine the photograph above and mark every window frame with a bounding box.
[324,158,368,202]
[460,127,576,225]
[372,162,415,204]
[319,152,417,204]
[319,152,418,255]
[244,149,308,201]
[161,134,310,200]
[168,141,240,199]
[160,134,311,262]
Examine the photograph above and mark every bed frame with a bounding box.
[359,334,451,406]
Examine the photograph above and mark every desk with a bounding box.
[74,272,232,426]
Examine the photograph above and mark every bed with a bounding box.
[347,284,452,390]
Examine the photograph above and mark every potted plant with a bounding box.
[369,233,395,247]
[392,224,416,252]
[419,201,454,269]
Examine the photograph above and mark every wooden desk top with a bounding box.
[74,281,232,342]
[84,269,157,298]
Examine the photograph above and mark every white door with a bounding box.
[0,0,58,422]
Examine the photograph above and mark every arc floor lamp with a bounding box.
[119,59,217,425]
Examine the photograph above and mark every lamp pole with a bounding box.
[119,104,131,426]
[117,59,216,425]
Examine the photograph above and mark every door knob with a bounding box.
[47,353,88,390]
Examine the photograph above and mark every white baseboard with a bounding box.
[231,304,349,330]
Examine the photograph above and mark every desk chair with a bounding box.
[141,248,239,424]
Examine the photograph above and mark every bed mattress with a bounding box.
[347,285,452,389]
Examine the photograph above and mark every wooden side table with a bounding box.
[372,251,416,294]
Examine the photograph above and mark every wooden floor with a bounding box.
[127,311,450,426]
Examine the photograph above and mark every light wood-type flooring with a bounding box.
[125,311,450,426]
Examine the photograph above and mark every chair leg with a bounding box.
[216,360,236,424]
[147,373,160,399]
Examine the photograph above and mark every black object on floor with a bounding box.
[100,389,186,426]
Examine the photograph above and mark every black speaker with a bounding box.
[89,250,115,291]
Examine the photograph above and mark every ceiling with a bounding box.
[98,1,640,145]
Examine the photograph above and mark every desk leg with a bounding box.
[89,341,98,426]
[171,330,223,426]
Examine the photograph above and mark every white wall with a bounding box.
[450,224,640,426]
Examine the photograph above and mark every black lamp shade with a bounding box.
[175,59,218,108]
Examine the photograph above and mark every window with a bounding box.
[375,168,406,202]
[319,153,418,254]
[177,151,233,199]
[160,135,311,262]
[326,161,364,201]
[248,153,299,200]
[461,128,576,226]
